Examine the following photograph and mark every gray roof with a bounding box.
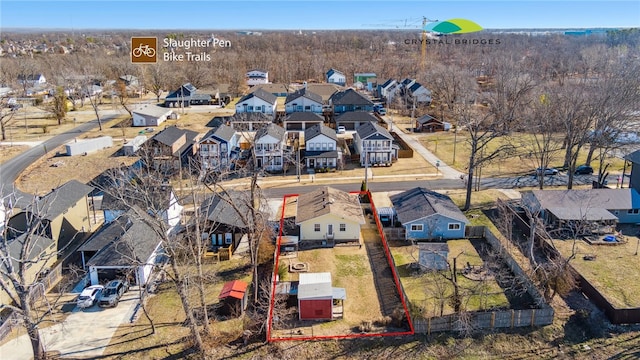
[305,84,342,101]
[32,180,93,221]
[255,123,285,141]
[390,187,469,224]
[304,150,339,159]
[285,88,323,104]
[151,127,199,155]
[326,68,344,77]
[78,215,132,252]
[409,82,426,92]
[199,191,255,228]
[238,88,277,104]
[418,242,449,252]
[304,124,337,142]
[355,121,393,140]
[85,209,162,267]
[284,112,325,122]
[329,89,373,106]
[133,104,172,118]
[416,114,440,125]
[296,186,365,224]
[625,150,640,164]
[530,189,640,221]
[336,111,379,123]
[101,185,177,213]
[201,124,236,143]
[6,233,54,271]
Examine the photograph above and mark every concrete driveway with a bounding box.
[0,288,140,359]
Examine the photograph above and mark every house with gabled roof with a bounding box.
[377,78,399,102]
[304,83,342,103]
[198,124,240,172]
[254,123,287,171]
[282,112,324,132]
[390,187,469,240]
[246,69,269,86]
[199,191,258,253]
[18,73,46,86]
[335,111,379,131]
[416,114,450,132]
[164,83,212,108]
[329,88,374,114]
[296,186,365,247]
[353,121,397,166]
[285,88,323,113]
[408,82,432,104]
[326,68,346,86]
[304,124,340,170]
[249,83,290,97]
[143,126,200,173]
[235,88,277,116]
[132,104,174,127]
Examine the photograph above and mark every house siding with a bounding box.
[235,97,276,115]
[285,97,323,113]
[299,298,332,320]
[403,214,466,240]
[612,209,640,224]
[298,213,361,242]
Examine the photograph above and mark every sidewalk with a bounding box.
[385,118,464,180]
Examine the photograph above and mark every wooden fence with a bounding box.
[390,132,414,158]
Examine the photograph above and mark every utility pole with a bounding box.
[364,149,369,189]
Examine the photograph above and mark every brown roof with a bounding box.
[295,186,365,224]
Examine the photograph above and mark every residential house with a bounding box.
[329,88,374,114]
[199,191,256,253]
[235,89,278,116]
[254,123,287,171]
[119,75,139,87]
[304,83,342,103]
[390,187,469,240]
[246,69,269,86]
[285,88,323,114]
[326,68,346,86]
[377,79,398,103]
[416,114,450,132]
[335,111,379,131]
[78,209,164,286]
[101,185,184,233]
[407,82,432,104]
[522,189,640,232]
[282,112,324,132]
[249,83,290,97]
[198,124,240,171]
[118,74,143,97]
[353,73,377,91]
[625,150,640,192]
[18,73,46,86]
[304,124,339,170]
[132,105,174,127]
[143,126,200,173]
[229,113,273,132]
[295,186,365,246]
[164,83,212,108]
[298,272,345,320]
[353,121,397,166]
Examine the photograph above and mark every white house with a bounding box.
[326,69,346,86]
[304,124,339,169]
[132,104,174,127]
[408,82,432,104]
[284,88,323,114]
[295,186,365,246]
[353,121,397,166]
[246,69,269,86]
[254,123,287,171]
[18,73,46,86]
[235,89,277,116]
[198,124,240,171]
[377,79,399,102]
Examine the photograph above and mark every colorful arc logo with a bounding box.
[424,18,483,34]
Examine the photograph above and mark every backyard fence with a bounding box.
[390,132,414,158]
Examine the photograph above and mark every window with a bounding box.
[410,224,423,231]
[256,143,262,151]
[339,224,346,232]
[305,105,311,111]
[314,224,320,232]
[248,106,253,111]
[322,143,327,150]
[448,223,461,230]
[201,144,208,151]
[628,209,640,214]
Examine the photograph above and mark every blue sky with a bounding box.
[1,1,638,30]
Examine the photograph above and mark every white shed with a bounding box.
[123,135,148,155]
[132,105,173,127]
[65,136,113,156]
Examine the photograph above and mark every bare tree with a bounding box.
[42,86,67,126]
[0,95,17,141]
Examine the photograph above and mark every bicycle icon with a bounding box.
[132,43,156,58]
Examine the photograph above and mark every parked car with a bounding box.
[337,126,346,134]
[77,285,104,309]
[575,165,594,175]
[535,167,559,176]
[98,280,129,308]
[376,108,387,116]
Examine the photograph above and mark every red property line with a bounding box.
[267,191,414,342]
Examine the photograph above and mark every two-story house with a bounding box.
[198,124,240,171]
[329,88,374,114]
[284,88,323,114]
[335,111,379,131]
[164,83,211,108]
[353,121,397,167]
[246,69,269,86]
[254,123,286,172]
[377,79,398,103]
[407,82,432,104]
[235,89,277,117]
[304,124,339,170]
[143,126,200,173]
[18,73,46,86]
[326,69,346,86]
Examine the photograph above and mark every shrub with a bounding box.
[358,320,373,333]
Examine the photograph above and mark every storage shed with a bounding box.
[65,136,113,156]
[298,272,345,320]
[132,105,173,127]
[218,280,249,316]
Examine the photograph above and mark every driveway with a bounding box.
[0,288,140,359]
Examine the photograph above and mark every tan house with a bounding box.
[295,186,365,247]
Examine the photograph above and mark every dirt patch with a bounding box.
[0,145,28,164]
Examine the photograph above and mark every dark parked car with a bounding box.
[575,165,594,175]
[98,280,129,308]
[535,167,559,176]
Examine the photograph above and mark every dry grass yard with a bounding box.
[0,145,29,164]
